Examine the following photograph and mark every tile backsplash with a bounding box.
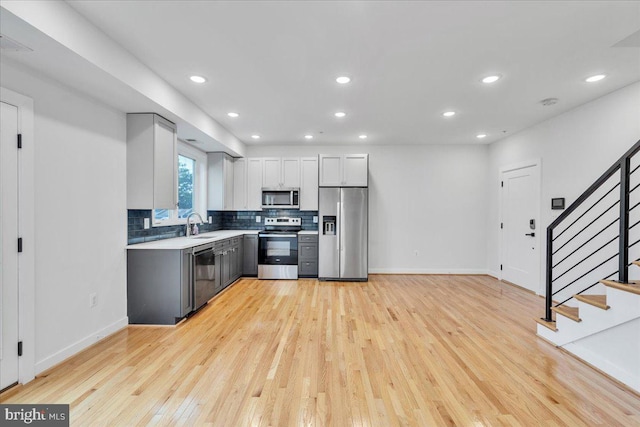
[127,209,318,245]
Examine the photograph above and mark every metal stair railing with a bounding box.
[543,139,640,322]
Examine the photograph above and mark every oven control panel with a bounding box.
[264,217,301,226]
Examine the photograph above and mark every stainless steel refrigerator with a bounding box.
[318,187,368,281]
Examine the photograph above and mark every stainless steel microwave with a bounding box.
[261,188,299,209]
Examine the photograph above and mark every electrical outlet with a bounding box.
[143,218,150,229]
[313,216,318,223]
[89,293,97,308]
[208,216,212,224]
[256,215,261,223]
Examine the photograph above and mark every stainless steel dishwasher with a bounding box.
[193,244,216,310]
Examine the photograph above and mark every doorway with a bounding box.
[0,101,19,390]
[501,162,541,293]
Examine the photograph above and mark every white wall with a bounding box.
[1,59,128,373]
[487,82,640,291]
[248,144,490,273]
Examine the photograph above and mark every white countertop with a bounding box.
[127,230,259,250]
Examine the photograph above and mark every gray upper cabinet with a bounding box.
[319,154,368,187]
[127,113,177,209]
[208,152,235,211]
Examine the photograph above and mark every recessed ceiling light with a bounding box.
[227,112,239,118]
[442,111,456,117]
[335,111,346,118]
[190,75,207,83]
[481,75,501,84]
[476,134,487,139]
[585,74,606,83]
[336,76,351,84]
[251,134,260,139]
[304,135,313,140]
[359,134,368,139]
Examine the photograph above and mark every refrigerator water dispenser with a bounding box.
[323,216,336,235]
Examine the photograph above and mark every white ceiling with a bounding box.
[11,1,640,148]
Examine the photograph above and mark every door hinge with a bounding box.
[17,133,22,149]
[18,238,23,253]
[500,264,503,271]
[18,341,23,357]
[501,181,504,188]
[500,222,503,229]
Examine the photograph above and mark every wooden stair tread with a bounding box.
[573,294,609,310]
[600,279,640,296]
[632,260,640,267]
[535,318,557,331]
[550,305,581,322]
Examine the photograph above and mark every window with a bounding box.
[153,142,207,226]
[177,155,195,218]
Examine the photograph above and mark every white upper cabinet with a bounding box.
[233,158,247,210]
[319,154,368,187]
[208,152,234,211]
[246,158,264,210]
[300,157,318,211]
[263,157,300,188]
[127,113,177,209]
[343,154,369,186]
[281,157,301,187]
[262,157,281,188]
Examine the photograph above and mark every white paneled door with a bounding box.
[0,101,19,390]
[501,164,540,293]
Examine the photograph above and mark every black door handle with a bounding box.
[525,232,535,237]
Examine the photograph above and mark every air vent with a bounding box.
[0,34,33,52]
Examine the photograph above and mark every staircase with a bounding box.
[536,139,640,393]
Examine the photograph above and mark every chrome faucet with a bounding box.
[185,212,204,237]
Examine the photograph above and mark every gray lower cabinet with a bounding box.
[243,234,258,276]
[127,248,193,325]
[128,234,251,325]
[214,236,244,289]
[298,234,318,277]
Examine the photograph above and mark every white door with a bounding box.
[1,101,19,390]
[502,165,540,293]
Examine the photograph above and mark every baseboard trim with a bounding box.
[368,268,489,275]
[35,316,128,375]
[487,270,500,280]
[562,342,640,395]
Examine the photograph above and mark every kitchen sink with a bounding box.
[191,236,215,239]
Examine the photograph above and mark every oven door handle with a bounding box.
[259,233,298,238]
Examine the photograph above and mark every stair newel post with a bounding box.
[619,157,630,283]
[544,227,554,321]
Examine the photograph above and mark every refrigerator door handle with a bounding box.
[336,202,341,251]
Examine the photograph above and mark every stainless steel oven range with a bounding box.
[258,217,301,279]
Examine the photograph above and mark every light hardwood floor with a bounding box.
[2,275,639,426]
